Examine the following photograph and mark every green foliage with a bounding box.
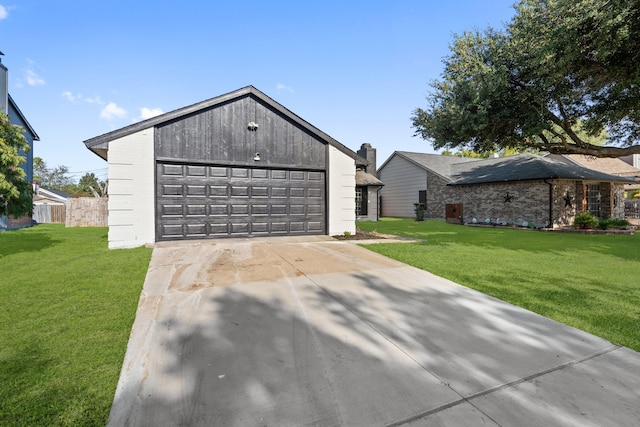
[414,203,425,221]
[413,0,640,158]
[0,225,152,426]
[33,157,74,191]
[573,212,600,229]
[357,218,640,351]
[343,230,351,238]
[78,173,106,197]
[598,218,631,230]
[0,112,32,217]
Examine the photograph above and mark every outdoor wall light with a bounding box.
[253,152,261,161]
[247,121,259,131]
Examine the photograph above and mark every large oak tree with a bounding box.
[412,0,640,157]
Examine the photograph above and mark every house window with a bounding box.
[356,187,368,216]
[586,184,601,218]
[418,190,427,205]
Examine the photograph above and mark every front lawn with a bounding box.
[0,225,152,427]
[358,218,640,352]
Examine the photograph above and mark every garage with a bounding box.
[84,86,360,248]
[156,163,325,239]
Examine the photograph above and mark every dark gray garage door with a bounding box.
[156,163,326,240]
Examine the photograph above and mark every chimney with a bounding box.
[357,143,377,175]
[0,52,8,114]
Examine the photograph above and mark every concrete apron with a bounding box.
[109,236,640,426]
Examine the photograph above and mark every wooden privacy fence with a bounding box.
[33,204,66,223]
[65,197,108,227]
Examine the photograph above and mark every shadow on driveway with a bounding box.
[108,238,640,426]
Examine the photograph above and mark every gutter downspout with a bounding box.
[544,179,553,228]
[376,186,382,221]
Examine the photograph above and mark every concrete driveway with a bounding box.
[109,236,640,426]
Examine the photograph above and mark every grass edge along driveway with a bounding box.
[0,225,152,427]
[357,218,640,353]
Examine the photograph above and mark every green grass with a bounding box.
[358,218,640,352]
[0,225,152,427]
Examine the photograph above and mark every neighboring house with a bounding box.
[547,153,640,182]
[355,143,384,221]
[32,188,74,224]
[377,152,477,219]
[620,154,640,170]
[378,152,637,228]
[84,86,367,248]
[0,54,40,231]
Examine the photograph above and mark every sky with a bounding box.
[1,1,517,183]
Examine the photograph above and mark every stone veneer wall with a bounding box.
[454,179,627,227]
[458,180,552,227]
[426,171,462,219]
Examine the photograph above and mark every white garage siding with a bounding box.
[378,155,427,218]
[107,129,155,249]
[328,145,356,235]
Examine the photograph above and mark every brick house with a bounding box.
[378,152,637,228]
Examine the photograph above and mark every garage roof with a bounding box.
[83,86,363,164]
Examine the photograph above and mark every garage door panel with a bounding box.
[231,186,249,196]
[186,205,206,216]
[209,204,229,216]
[161,164,184,176]
[252,186,269,197]
[162,184,183,196]
[209,223,229,235]
[231,168,249,178]
[186,223,207,236]
[252,205,269,215]
[230,204,249,215]
[209,166,228,177]
[272,170,287,179]
[157,163,325,240]
[209,185,228,197]
[186,165,206,177]
[161,224,184,237]
[251,222,269,233]
[307,221,323,232]
[186,185,207,197]
[251,169,269,179]
[308,188,323,198]
[271,187,287,198]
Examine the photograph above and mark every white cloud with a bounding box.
[0,5,8,19]
[276,83,294,92]
[140,107,163,120]
[100,102,127,120]
[25,69,45,86]
[84,96,104,105]
[62,91,82,102]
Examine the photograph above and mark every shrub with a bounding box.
[414,203,425,221]
[573,212,599,229]
[598,218,631,230]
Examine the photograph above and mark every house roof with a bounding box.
[84,85,361,163]
[8,94,40,141]
[355,169,384,186]
[379,151,638,185]
[378,151,477,181]
[34,188,74,203]
[546,154,640,177]
[449,153,638,185]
